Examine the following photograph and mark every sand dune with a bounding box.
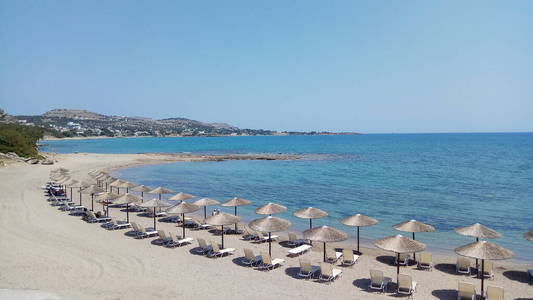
[0,153,532,299]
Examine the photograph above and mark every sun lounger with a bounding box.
[298,259,319,279]
[457,282,476,300]
[242,226,258,240]
[255,231,278,243]
[319,262,342,282]
[456,257,472,275]
[369,269,391,293]
[131,222,158,239]
[288,244,312,256]
[208,241,235,258]
[482,261,494,279]
[395,253,412,266]
[287,232,306,247]
[189,217,211,230]
[397,274,417,297]
[341,249,359,266]
[417,252,433,271]
[242,248,262,267]
[166,234,193,248]
[326,248,343,263]
[85,211,111,223]
[485,286,503,300]
[194,238,212,255]
[105,218,130,230]
[259,252,284,270]
[528,269,533,281]
[155,230,172,245]
[60,202,84,211]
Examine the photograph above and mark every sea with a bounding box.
[42,133,533,262]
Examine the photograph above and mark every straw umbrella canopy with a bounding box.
[393,219,435,262]
[249,216,291,256]
[454,223,502,269]
[222,197,251,232]
[455,241,513,296]
[524,230,533,242]
[205,213,240,248]
[64,179,80,199]
[95,192,120,216]
[111,193,142,223]
[140,198,172,229]
[293,207,328,229]
[341,213,379,254]
[131,185,152,202]
[168,192,195,201]
[148,187,173,200]
[115,181,137,193]
[75,181,92,205]
[303,225,348,262]
[102,176,116,192]
[373,234,426,289]
[193,198,220,219]
[81,185,104,211]
[166,202,200,238]
[255,202,287,216]
[109,179,127,194]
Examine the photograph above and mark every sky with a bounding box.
[1,1,532,133]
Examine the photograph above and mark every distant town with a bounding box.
[1,108,360,138]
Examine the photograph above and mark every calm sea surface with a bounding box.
[42,134,533,261]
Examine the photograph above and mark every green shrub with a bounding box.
[0,124,45,158]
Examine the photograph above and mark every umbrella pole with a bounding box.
[309,219,313,245]
[91,194,94,211]
[79,188,82,205]
[182,213,186,238]
[126,203,129,223]
[153,213,156,230]
[269,232,272,256]
[481,259,485,297]
[141,192,144,203]
[222,225,225,248]
[204,206,207,219]
[476,237,479,276]
[397,253,400,292]
[159,194,161,200]
[357,226,360,254]
[323,242,326,262]
[234,207,238,232]
[412,232,416,263]
[70,187,73,199]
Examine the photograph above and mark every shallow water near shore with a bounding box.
[43,133,533,262]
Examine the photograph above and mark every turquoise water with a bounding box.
[42,134,533,261]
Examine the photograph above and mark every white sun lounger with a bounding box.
[288,244,312,256]
[208,241,235,258]
[166,234,193,248]
[319,262,342,282]
[131,222,158,239]
[259,252,284,270]
[105,218,130,230]
[326,249,343,263]
[255,231,279,243]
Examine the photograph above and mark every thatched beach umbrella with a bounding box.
[373,234,426,289]
[455,241,513,297]
[116,181,137,193]
[341,213,378,254]
[81,185,104,211]
[249,216,291,256]
[205,213,240,248]
[524,230,533,242]
[103,176,117,192]
[166,202,200,238]
[112,193,142,223]
[222,197,251,232]
[393,219,435,262]
[109,179,127,194]
[140,198,172,230]
[303,225,348,262]
[255,202,287,216]
[148,186,172,200]
[168,192,195,201]
[76,181,92,205]
[64,179,79,200]
[293,207,328,229]
[131,185,152,202]
[96,192,120,216]
[454,223,501,268]
[193,198,220,219]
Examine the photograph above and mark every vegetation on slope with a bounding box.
[0,123,45,158]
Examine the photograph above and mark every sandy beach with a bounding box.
[1,153,532,300]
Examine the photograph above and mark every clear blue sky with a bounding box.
[1,1,532,133]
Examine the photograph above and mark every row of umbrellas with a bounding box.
[50,168,530,296]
